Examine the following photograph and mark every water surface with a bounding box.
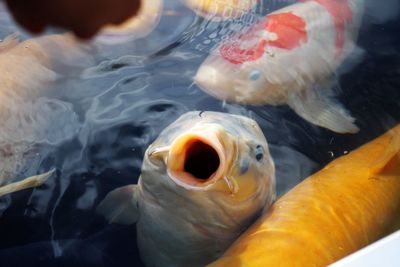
[0,1,399,266]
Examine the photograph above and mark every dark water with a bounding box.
[0,0,399,266]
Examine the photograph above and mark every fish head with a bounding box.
[195,41,291,106]
[142,111,275,210]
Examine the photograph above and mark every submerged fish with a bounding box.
[97,0,163,44]
[97,111,275,267]
[0,33,88,195]
[183,0,258,21]
[195,0,365,133]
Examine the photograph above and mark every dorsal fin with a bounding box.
[371,131,400,175]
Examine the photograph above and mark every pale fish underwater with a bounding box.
[0,33,89,196]
[195,0,366,134]
[97,111,276,267]
[96,0,163,44]
[182,0,258,21]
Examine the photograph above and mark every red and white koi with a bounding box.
[195,0,366,133]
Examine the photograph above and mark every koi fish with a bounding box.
[195,0,366,133]
[209,124,400,267]
[97,111,276,267]
[183,0,258,21]
[97,0,163,44]
[0,33,89,195]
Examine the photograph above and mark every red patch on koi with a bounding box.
[312,0,353,57]
[220,12,307,65]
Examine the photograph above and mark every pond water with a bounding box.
[0,0,399,266]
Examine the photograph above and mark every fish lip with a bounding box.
[166,131,229,191]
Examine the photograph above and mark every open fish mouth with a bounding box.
[147,125,237,193]
[167,132,228,190]
[182,139,220,180]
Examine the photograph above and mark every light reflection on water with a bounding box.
[0,0,399,266]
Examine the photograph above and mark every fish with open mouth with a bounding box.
[195,0,366,134]
[97,111,275,267]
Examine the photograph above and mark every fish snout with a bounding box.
[194,63,236,101]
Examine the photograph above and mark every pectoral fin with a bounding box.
[287,85,359,134]
[0,169,55,197]
[97,184,140,225]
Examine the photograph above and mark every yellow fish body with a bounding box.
[98,111,276,267]
[209,124,400,267]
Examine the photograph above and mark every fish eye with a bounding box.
[248,69,261,81]
[255,145,264,161]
